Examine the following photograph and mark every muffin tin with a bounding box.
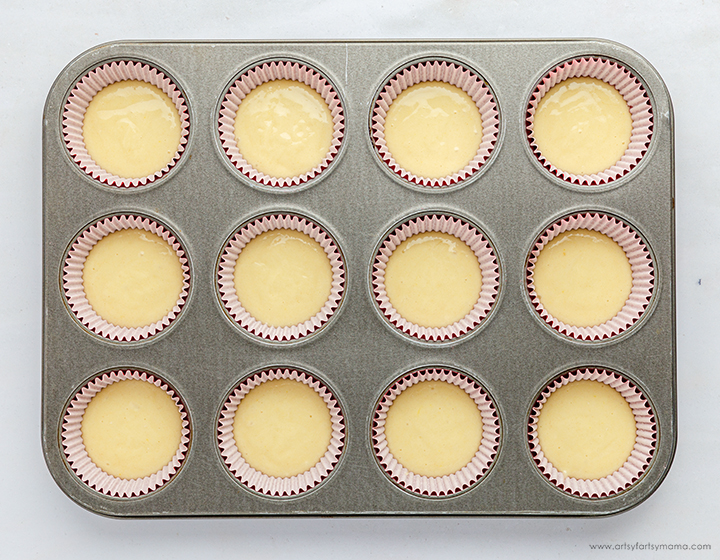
[42,39,675,516]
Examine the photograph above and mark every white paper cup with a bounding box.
[371,59,499,188]
[528,367,656,498]
[62,214,191,342]
[372,367,500,497]
[372,213,499,342]
[526,57,653,186]
[63,60,189,188]
[218,60,345,188]
[62,369,191,498]
[217,213,345,342]
[526,211,654,341]
[217,367,345,497]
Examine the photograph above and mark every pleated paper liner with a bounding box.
[62,60,190,188]
[528,367,656,499]
[372,213,500,342]
[61,369,190,498]
[526,56,653,186]
[371,59,499,188]
[372,367,500,497]
[218,60,345,188]
[526,211,654,341]
[217,367,345,497]
[62,214,191,342]
[217,213,346,342]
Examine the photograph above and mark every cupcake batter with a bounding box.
[82,80,182,178]
[384,231,482,328]
[532,77,632,175]
[233,378,333,478]
[82,228,184,329]
[233,229,333,328]
[383,81,483,179]
[384,380,483,477]
[532,228,632,328]
[81,379,183,480]
[234,79,334,178]
[537,379,637,480]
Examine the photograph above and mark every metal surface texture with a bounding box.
[42,39,675,516]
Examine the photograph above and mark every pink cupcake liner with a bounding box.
[217,368,345,497]
[526,212,654,341]
[63,214,191,342]
[528,367,656,499]
[526,57,653,186]
[372,214,499,341]
[217,214,345,342]
[371,60,499,188]
[372,367,500,497]
[61,369,191,498]
[63,60,190,188]
[218,61,345,187]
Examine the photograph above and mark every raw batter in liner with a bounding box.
[384,81,483,179]
[82,80,182,178]
[537,379,637,480]
[384,231,482,328]
[233,79,334,178]
[532,77,632,175]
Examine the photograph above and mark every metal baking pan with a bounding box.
[42,39,675,516]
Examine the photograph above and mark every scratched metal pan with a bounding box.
[42,39,675,516]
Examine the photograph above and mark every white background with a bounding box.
[1,1,719,558]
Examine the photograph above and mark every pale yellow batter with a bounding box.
[383,81,483,178]
[384,231,482,328]
[532,77,632,175]
[537,379,637,480]
[234,79,334,178]
[233,229,333,328]
[384,380,483,477]
[82,228,184,329]
[233,378,333,478]
[81,379,183,480]
[82,80,182,178]
[533,229,632,328]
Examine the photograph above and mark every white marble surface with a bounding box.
[1,1,718,557]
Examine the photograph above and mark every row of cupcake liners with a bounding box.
[60,53,652,192]
[58,208,655,346]
[58,364,655,501]
[43,40,674,516]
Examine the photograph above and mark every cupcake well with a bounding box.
[218,367,345,497]
[372,60,499,188]
[218,60,345,188]
[526,57,653,186]
[372,367,500,497]
[526,212,654,341]
[528,367,656,499]
[62,214,191,342]
[372,213,500,342]
[63,60,190,188]
[217,213,346,342]
[61,369,191,498]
